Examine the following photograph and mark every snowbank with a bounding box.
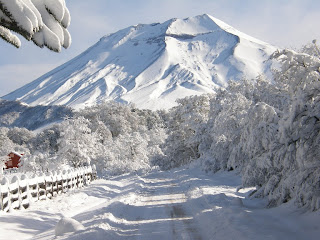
[55,217,85,236]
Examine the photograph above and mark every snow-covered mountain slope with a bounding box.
[3,14,277,110]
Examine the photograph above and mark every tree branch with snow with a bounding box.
[0,0,71,52]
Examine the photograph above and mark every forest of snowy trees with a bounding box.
[0,42,319,211]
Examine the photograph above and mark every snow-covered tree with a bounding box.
[300,39,320,57]
[0,129,10,174]
[57,117,97,168]
[0,0,71,52]
[22,151,57,172]
[161,95,210,169]
[239,102,280,187]
[0,127,31,173]
[80,102,142,138]
[88,118,112,145]
[97,132,150,176]
[7,127,35,146]
[77,102,167,176]
[210,90,250,171]
[227,77,289,111]
[0,127,16,157]
[262,48,320,210]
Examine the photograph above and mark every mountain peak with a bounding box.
[3,15,277,110]
[167,14,225,35]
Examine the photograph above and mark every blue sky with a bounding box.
[0,0,319,96]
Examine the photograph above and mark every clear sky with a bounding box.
[0,0,319,97]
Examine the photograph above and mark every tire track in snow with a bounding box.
[170,204,202,240]
[155,180,203,240]
[5,169,319,240]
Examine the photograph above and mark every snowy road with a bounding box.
[1,168,320,240]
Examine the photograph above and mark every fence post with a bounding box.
[84,166,89,185]
[10,176,20,210]
[1,177,10,212]
[92,164,97,180]
[57,170,63,194]
[62,170,68,193]
[79,168,84,188]
[88,165,93,183]
[38,173,46,201]
[29,174,38,202]
[75,170,80,188]
[71,169,77,189]
[67,169,72,190]
[0,180,2,211]
[45,172,53,199]
[52,171,58,197]
[83,168,87,186]
[20,174,30,209]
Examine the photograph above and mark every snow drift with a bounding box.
[55,217,85,236]
[3,14,276,110]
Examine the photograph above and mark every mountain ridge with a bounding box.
[3,14,277,110]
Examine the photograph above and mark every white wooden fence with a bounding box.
[0,166,97,212]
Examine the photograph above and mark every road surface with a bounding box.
[1,168,319,239]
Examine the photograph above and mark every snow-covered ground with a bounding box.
[1,167,319,240]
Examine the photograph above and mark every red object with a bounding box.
[5,152,23,169]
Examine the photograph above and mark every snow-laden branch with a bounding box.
[0,0,71,52]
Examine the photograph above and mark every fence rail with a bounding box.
[0,166,97,212]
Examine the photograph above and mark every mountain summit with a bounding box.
[3,14,277,110]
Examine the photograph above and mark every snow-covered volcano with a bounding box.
[3,14,277,110]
